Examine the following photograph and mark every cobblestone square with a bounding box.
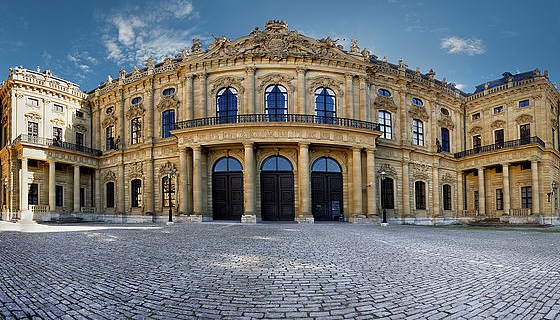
[1,222,559,319]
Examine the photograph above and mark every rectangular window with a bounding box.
[28,183,38,205]
[80,188,85,208]
[105,126,114,150]
[54,104,64,112]
[496,189,503,210]
[553,129,556,151]
[472,112,480,120]
[412,119,424,146]
[28,122,38,137]
[473,135,481,149]
[131,118,142,144]
[381,177,394,209]
[519,99,530,108]
[415,181,426,210]
[495,129,504,148]
[55,185,63,207]
[520,124,530,144]
[493,106,503,114]
[521,186,532,209]
[27,98,39,106]
[76,111,84,118]
[443,185,452,210]
[378,111,392,139]
[106,182,115,208]
[162,110,175,138]
[3,125,7,147]
[53,127,62,142]
[131,179,142,207]
[474,191,479,210]
[76,132,84,147]
[441,128,450,152]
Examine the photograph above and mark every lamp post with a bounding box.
[380,169,388,226]
[167,169,174,224]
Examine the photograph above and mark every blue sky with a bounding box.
[0,0,558,93]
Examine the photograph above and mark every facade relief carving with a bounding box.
[491,120,506,130]
[103,170,116,182]
[306,76,344,95]
[373,95,397,112]
[126,104,145,120]
[408,105,429,121]
[437,115,455,129]
[515,114,533,124]
[469,126,482,134]
[159,161,177,176]
[128,162,143,179]
[411,162,430,180]
[24,112,41,121]
[210,76,245,94]
[102,114,117,127]
[378,163,397,177]
[257,73,295,92]
[156,96,179,111]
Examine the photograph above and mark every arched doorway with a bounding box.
[260,155,295,221]
[212,157,243,220]
[312,157,343,221]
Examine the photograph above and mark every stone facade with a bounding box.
[1,20,559,225]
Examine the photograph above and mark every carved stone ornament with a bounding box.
[408,105,429,121]
[210,76,245,95]
[515,114,533,124]
[491,120,506,130]
[378,163,397,177]
[1,115,7,125]
[437,115,455,130]
[24,112,41,121]
[102,114,117,127]
[469,126,483,134]
[103,170,116,182]
[257,73,295,92]
[441,173,455,184]
[126,104,145,120]
[128,162,143,179]
[159,161,177,176]
[156,96,180,111]
[373,96,397,112]
[306,76,344,96]
[411,162,430,180]
[50,118,65,127]
[73,124,87,133]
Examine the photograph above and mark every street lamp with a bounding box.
[167,169,174,224]
[380,169,387,226]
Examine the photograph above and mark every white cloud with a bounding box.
[441,36,486,55]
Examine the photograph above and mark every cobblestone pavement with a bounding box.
[1,222,560,319]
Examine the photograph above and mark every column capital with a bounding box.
[245,67,257,75]
[243,142,255,148]
[191,145,202,151]
[298,142,310,148]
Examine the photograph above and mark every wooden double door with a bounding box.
[312,172,343,221]
[261,172,295,221]
[212,172,244,220]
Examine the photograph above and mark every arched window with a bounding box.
[162,88,175,96]
[440,107,449,115]
[311,157,341,173]
[415,181,426,210]
[378,88,391,97]
[261,156,293,171]
[131,97,143,105]
[441,128,450,152]
[131,117,142,144]
[412,97,423,106]
[105,126,115,150]
[443,184,452,210]
[314,87,336,123]
[412,119,424,146]
[213,157,243,172]
[217,87,238,123]
[378,110,392,139]
[265,85,287,121]
[162,110,175,138]
[162,176,175,207]
[131,179,142,207]
[106,182,115,208]
[381,177,394,209]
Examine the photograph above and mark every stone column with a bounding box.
[531,160,540,215]
[145,159,154,215]
[297,68,307,114]
[243,142,256,217]
[73,165,80,213]
[344,74,354,119]
[366,149,376,217]
[185,75,194,120]
[298,143,311,217]
[186,151,193,214]
[117,161,126,213]
[402,160,410,216]
[94,169,101,211]
[478,167,485,215]
[179,148,188,214]
[245,67,256,114]
[352,148,363,216]
[145,78,154,142]
[192,146,203,215]
[457,171,464,215]
[20,157,28,211]
[432,166,439,216]
[198,73,208,119]
[358,76,367,120]
[502,164,510,215]
[49,160,56,211]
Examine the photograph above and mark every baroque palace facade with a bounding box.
[1,20,560,225]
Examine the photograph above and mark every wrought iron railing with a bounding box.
[13,134,102,156]
[454,136,544,158]
[174,114,381,131]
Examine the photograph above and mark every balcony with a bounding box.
[174,114,381,132]
[454,136,545,158]
[13,134,102,156]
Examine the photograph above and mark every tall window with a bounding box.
[412,119,424,146]
[378,111,392,139]
[131,118,142,144]
[495,129,504,148]
[76,132,84,147]
[162,110,175,138]
[415,181,426,209]
[441,128,450,152]
[314,87,336,123]
[443,184,452,210]
[520,124,530,144]
[216,87,238,123]
[28,183,38,205]
[131,179,142,207]
[473,135,481,149]
[53,127,62,143]
[162,176,176,207]
[265,85,287,121]
[496,189,503,210]
[521,186,532,209]
[55,186,63,207]
[381,177,394,209]
[105,126,115,150]
[474,191,479,210]
[106,182,115,208]
[28,121,38,137]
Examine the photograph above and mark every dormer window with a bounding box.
[162,88,176,96]
[412,98,423,106]
[519,99,530,108]
[131,97,143,105]
[440,108,449,116]
[54,104,64,112]
[472,112,480,120]
[378,88,391,97]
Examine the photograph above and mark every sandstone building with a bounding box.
[1,20,559,225]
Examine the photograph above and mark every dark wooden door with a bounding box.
[261,172,294,221]
[312,172,343,221]
[213,172,244,220]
